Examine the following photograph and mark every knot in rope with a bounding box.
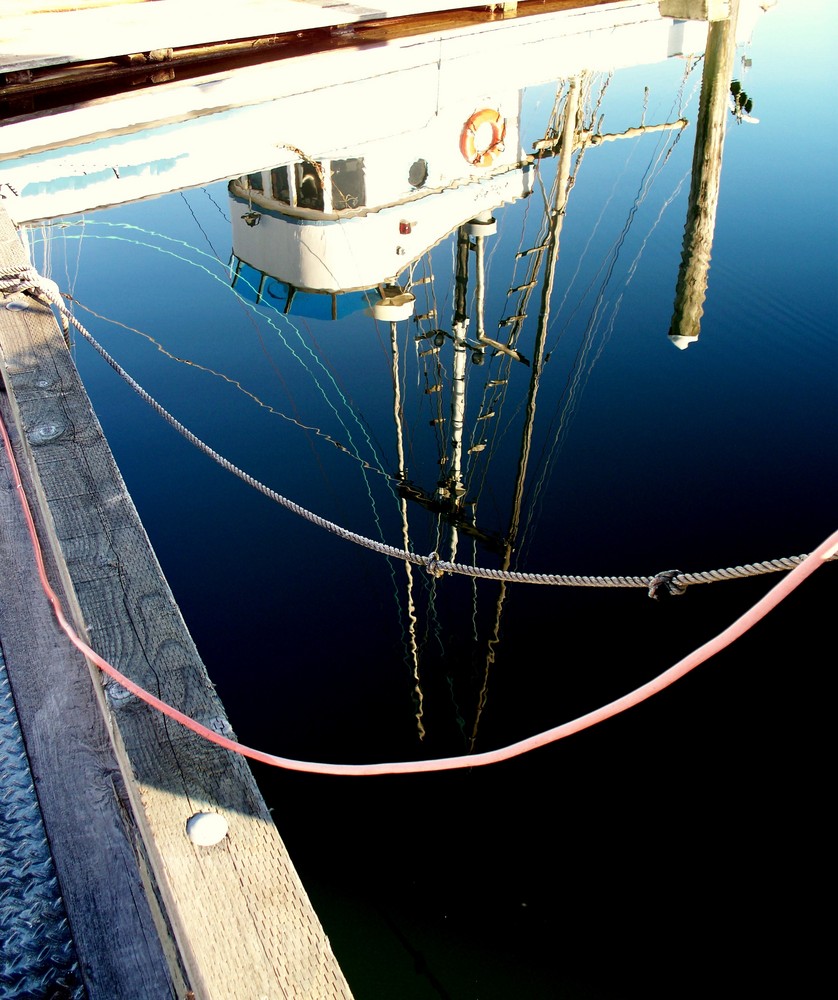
[425,552,447,579]
[1,267,61,304]
[648,569,687,600]
[4,260,821,597]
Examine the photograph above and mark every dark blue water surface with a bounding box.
[27,2,836,997]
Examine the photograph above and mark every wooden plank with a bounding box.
[0,0,521,73]
[0,207,354,999]
[0,352,183,997]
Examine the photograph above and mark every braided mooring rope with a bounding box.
[1,268,823,596]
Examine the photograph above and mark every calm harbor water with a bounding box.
[20,2,836,997]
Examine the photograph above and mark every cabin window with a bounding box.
[270,166,291,205]
[330,158,365,210]
[247,172,264,192]
[409,158,429,189]
[294,161,324,211]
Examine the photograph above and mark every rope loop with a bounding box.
[425,552,446,579]
[0,267,62,305]
[647,569,688,600]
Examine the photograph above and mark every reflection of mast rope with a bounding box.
[57,222,391,482]
[549,104,679,353]
[179,190,223,260]
[469,81,582,521]
[54,226,408,594]
[5,270,828,596]
[519,121,688,563]
[572,165,690,391]
[464,133,557,498]
[544,131,634,354]
[407,256,447,453]
[544,70,691,362]
[305,322,395,478]
[166,197,408,580]
[199,185,230,224]
[390,322,426,740]
[528,143,689,524]
[66,297,398,485]
[4,389,834,774]
[34,227,412,634]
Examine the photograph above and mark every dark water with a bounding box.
[25,2,836,997]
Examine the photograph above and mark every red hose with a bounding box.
[2,405,835,776]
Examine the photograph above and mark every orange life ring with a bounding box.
[460,108,506,167]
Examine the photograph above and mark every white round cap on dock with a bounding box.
[186,811,229,846]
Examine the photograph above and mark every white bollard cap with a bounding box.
[186,812,229,846]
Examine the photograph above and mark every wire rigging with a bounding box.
[0,266,822,596]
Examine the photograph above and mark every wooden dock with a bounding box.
[0,206,353,997]
[1,0,530,75]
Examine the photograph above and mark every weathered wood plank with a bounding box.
[0,207,354,998]
[0,376,183,998]
[1,0,517,73]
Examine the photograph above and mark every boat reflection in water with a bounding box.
[10,3,820,997]
[2,0,774,754]
[221,0,761,746]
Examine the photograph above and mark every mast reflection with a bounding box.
[5,0,773,750]
[222,60,702,746]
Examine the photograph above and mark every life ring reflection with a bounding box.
[460,108,507,167]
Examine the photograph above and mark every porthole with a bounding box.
[408,158,429,189]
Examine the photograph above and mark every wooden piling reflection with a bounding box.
[669,0,741,348]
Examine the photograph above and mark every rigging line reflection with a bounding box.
[544,77,635,354]
[520,152,691,561]
[65,296,398,486]
[176,191,361,500]
[34,241,335,500]
[544,67,694,362]
[8,390,830,777]
[200,186,230,224]
[71,220,393,478]
[470,77,580,750]
[543,155,629,358]
[35,227,410,604]
[390,318,426,740]
[517,120,691,564]
[179,190,222,261]
[36,220,81,352]
[304,318,394,478]
[573,169,691,395]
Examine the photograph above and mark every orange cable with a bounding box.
[2,405,835,776]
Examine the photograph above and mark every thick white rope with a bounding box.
[1,269,823,594]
